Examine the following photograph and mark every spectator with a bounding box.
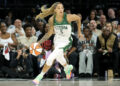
[83,10,98,25]
[0,22,18,78]
[107,8,119,23]
[24,16,33,25]
[23,16,36,36]
[89,20,102,36]
[37,24,51,41]
[97,15,107,30]
[10,46,33,78]
[97,9,104,19]
[5,11,13,27]
[105,22,116,34]
[0,22,17,62]
[116,24,120,70]
[31,27,36,36]
[7,19,25,37]
[115,24,120,53]
[116,24,120,35]
[105,22,118,35]
[36,19,46,37]
[112,21,118,33]
[78,27,97,78]
[0,22,17,49]
[93,26,119,77]
[16,23,37,77]
[17,24,37,49]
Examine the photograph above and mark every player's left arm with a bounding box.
[67,14,83,38]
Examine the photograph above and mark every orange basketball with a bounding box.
[30,43,43,56]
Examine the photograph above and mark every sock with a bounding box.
[36,72,45,79]
[40,72,45,76]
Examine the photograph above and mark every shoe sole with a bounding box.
[32,80,39,85]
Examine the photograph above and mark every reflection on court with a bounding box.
[0,78,120,86]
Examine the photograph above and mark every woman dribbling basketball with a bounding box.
[32,2,83,85]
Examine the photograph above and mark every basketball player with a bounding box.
[33,2,83,85]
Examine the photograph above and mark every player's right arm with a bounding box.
[38,16,54,44]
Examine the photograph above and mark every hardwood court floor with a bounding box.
[0,78,120,86]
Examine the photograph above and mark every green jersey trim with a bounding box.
[54,12,70,25]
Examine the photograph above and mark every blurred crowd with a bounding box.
[0,7,120,79]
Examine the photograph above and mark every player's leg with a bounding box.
[56,48,73,79]
[32,48,62,85]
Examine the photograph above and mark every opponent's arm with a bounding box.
[67,14,82,38]
[38,17,54,44]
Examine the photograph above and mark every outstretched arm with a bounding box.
[67,14,83,38]
[38,16,54,44]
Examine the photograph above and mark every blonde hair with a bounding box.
[36,2,62,19]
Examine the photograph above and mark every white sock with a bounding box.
[39,72,45,76]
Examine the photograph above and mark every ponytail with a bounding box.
[36,2,61,19]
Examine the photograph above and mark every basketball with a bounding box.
[30,43,43,56]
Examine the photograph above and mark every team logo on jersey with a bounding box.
[54,25,68,30]
[54,25,68,34]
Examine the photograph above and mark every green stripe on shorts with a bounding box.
[60,37,73,52]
